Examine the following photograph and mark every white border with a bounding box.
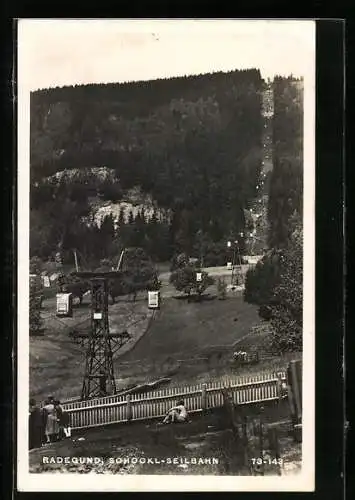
[17,19,315,492]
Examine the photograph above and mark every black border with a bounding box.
[315,19,345,499]
[1,14,16,500]
[345,19,353,500]
[1,17,345,500]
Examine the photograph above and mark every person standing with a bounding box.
[29,399,44,449]
[54,399,70,440]
[43,398,60,443]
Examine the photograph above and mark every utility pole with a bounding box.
[227,236,243,286]
[116,249,125,271]
[232,245,237,285]
[73,271,130,400]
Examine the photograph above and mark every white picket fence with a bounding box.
[62,371,286,430]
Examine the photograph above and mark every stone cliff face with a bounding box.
[92,201,171,229]
[44,167,171,229]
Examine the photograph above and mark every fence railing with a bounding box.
[62,371,286,430]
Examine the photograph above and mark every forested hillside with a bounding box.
[268,76,303,248]
[30,70,302,268]
[244,76,304,353]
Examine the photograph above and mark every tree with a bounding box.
[244,251,281,306]
[170,265,214,300]
[128,210,134,225]
[268,222,303,352]
[30,209,54,259]
[109,247,160,302]
[268,77,303,248]
[195,271,215,300]
[118,206,125,228]
[217,277,227,300]
[129,211,146,248]
[100,214,115,247]
[30,256,42,275]
[146,274,162,291]
[29,277,43,336]
[170,252,189,271]
[192,238,230,268]
[244,219,303,353]
[174,209,193,254]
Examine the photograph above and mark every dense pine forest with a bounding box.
[244,75,303,352]
[30,70,302,268]
[268,76,303,248]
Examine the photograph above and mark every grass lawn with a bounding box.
[121,294,259,362]
[30,284,301,403]
[115,294,301,390]
[30,291,261,401]
[111,294,275,390]
[30,295,153,402]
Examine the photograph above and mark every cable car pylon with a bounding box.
[73,270,131,400]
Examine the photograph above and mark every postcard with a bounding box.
[17,18,315,492]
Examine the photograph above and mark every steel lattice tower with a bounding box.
[74,271,130,400]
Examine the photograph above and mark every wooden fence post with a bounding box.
[287,360,302,442]
[268,426,282,476]
[126,394,132,422]
[290,360,302,419]
[258,407,265,476]
[276,372,283,401]
[222,389,239,437]
[222,388,249,471]
[241,414,249,468]
[201,384,207,413]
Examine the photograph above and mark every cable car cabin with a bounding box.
[148,290,160,309]
[56,293,73,317]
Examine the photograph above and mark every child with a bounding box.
[58,404,71,438]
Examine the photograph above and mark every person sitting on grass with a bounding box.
[162,400,189,424]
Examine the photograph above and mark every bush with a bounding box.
[30,256,43,275]
[170,265,214,299]
[108,247,160,302]
[268,225,302,352]
[243,252,281,305]
[243,218,303,353]
[217,277,227,300]
[170,252,189,272]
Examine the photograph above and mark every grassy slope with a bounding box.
[30,282,300,402]
[106,293,272,389]
[121,294,259,362]
[30,290,261,401]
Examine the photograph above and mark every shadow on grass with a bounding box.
[172,293,218,303]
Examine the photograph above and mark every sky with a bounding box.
[18,19,315,91]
